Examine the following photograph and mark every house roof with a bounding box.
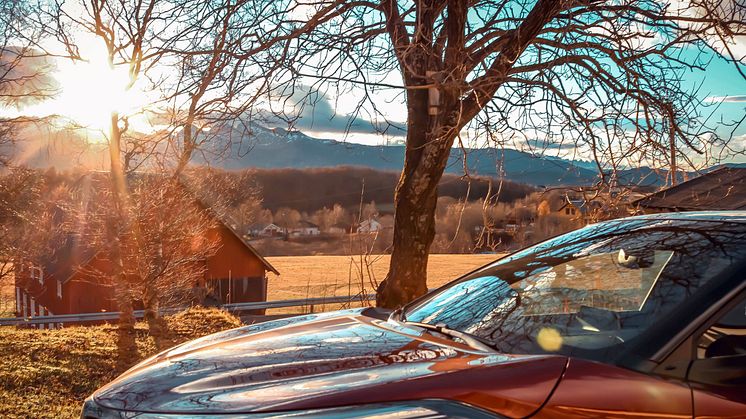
[297,220,319,228]
[41,234,99,285]
[178,177,280,276]
[633,167,746,211]
[558,198,600,215]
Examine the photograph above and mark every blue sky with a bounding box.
[11,1,746,167]
[293,44,746,167]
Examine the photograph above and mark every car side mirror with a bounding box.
[688,354,746,387]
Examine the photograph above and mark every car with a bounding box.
[82,212,746,418]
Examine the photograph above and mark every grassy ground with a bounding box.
[0,307,242,419]
[0,254,502,417]
[264,254,501,314]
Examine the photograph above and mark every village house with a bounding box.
[13,173,278,327]
[249,223,286,238]
[357,218,383,233]
[556,198,601,225]
[289,220,321,237]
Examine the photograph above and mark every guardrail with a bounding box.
[0,293,378,327]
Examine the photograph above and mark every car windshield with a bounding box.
[402,218,746,362]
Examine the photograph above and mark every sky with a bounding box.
[5,1,746,167]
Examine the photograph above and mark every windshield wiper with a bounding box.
[401,320,497,352]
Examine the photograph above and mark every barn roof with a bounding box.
[40,234,99,285]
[633,167,746,211]
[192,199,279,276]
[157,172,280,276]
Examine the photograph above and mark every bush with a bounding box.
[165,306,243,341]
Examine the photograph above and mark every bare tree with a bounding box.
[47,0,172,365]
[0,0,58,314]
[281,0,746,307]
[46,0,304,363]
[0,0,56,164]
[127,176,220,348]
[65,172,221,346]
[0,169,70,316]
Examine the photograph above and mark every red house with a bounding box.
[14,173,278,327]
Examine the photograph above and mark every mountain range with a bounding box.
[212,125,675,187]
[17,123,694,186]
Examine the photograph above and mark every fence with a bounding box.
[0,293,378,327]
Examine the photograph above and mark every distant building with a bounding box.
[289,220,321,237]
[557,199,601,225]
[13,173,278,327]
[357,219,383,233]
[633,167,746,213]
[249,223,286,237]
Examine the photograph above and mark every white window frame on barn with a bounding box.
[57,280,63,299]
[31,265,44,286]
[15,287,21,316]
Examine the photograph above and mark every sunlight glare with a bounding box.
[50,36,143,138]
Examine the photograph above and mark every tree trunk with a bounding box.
[108,220,137,369]
[143,281,167,349]
[108,111,138,368]
[114,279,138,369]
[377,88,458,308]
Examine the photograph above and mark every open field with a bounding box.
[265,254,502,312]
[0,254,502,317]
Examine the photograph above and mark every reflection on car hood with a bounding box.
[93,309,567,416]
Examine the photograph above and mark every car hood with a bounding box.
[93,309,567,416]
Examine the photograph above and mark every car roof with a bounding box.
[617,211,746,224]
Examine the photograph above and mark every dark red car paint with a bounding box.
[93,310,567,417]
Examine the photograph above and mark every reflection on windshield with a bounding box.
[403,219,746,362]
[516,250,673,315]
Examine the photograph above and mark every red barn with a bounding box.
[13,173,278,326]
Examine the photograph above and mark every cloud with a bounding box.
[525,138,576,151]
[268,83,405,135]
[735,133,746,149]
[0,47,58,106]
[705,95,746,103]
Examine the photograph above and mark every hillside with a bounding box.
[216,126,601,186]
[250,166,535,212]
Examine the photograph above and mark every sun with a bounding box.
[34,35,151,141]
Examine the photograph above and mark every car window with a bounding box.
[403,220,746,363]
[696,295,746,359]
[515,250,673,316]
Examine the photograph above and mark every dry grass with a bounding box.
[0,254,502,417]
[0,307,242,419]
[264,254,501,313]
